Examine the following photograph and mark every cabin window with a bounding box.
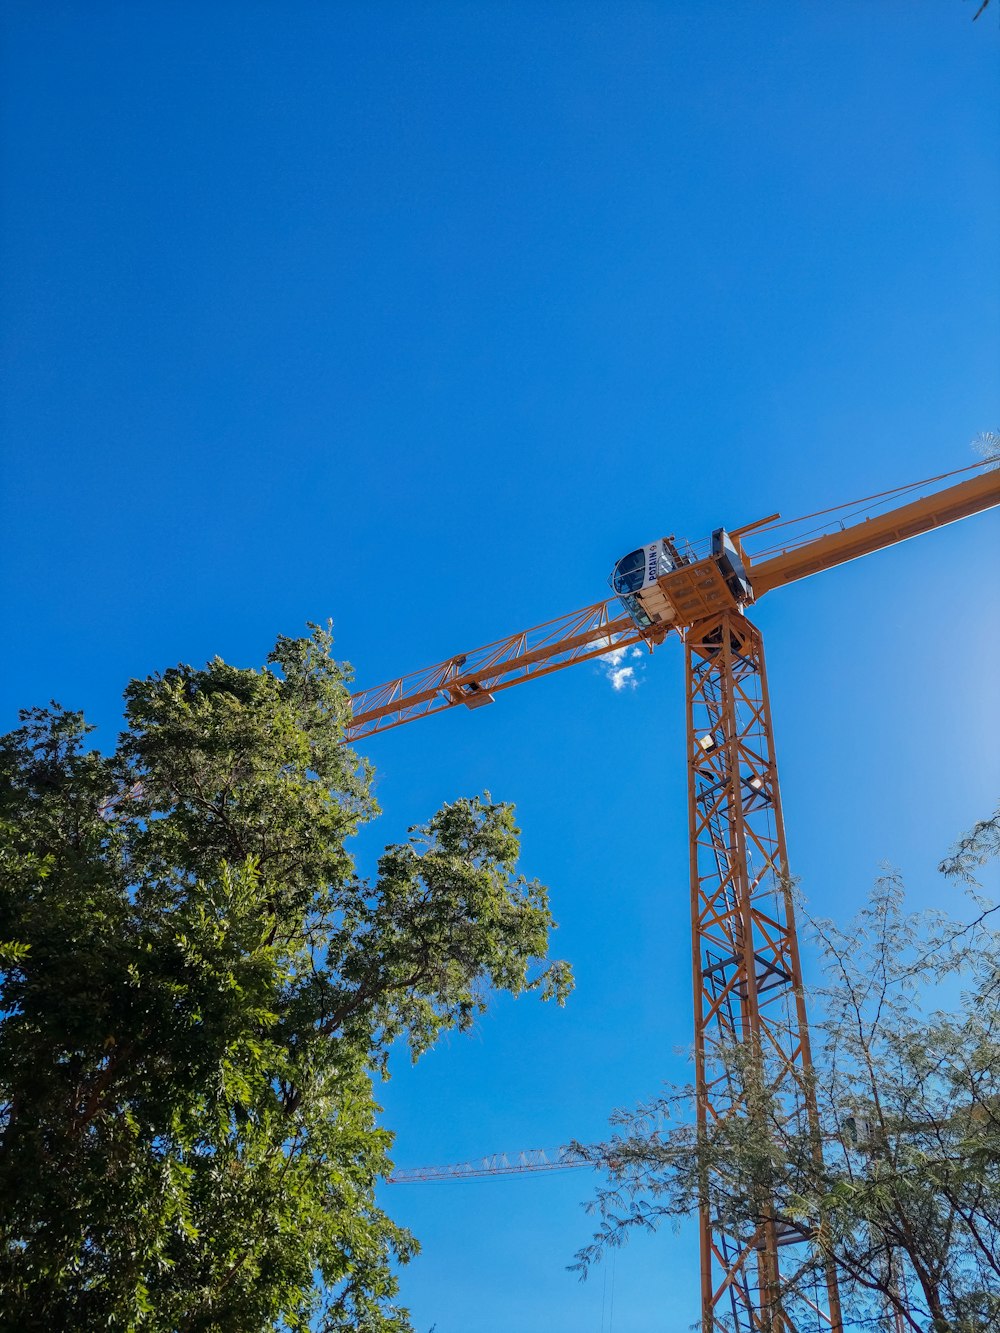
[612,549,645,595]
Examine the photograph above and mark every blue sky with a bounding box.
[2,4,999,1330]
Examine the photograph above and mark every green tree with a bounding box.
[0,625,572,1331]
[573,811,1000,1332]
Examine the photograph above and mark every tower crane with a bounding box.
[348,461,1000,1332]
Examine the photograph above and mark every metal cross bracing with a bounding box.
[686,611,842,1332]
[343,461,1000,1329]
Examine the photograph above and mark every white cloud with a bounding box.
[608,665,637,691]
[598,639,645,691]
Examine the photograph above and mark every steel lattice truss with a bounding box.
[685,611,841,1333]
[389,1145,585,1184]
[346,600,647,742]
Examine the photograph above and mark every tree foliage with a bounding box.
[0,626,571,1331]
[574,809,1000,1332]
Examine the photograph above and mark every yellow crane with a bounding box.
[348,460,1000,1332]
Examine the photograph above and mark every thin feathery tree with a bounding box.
[574,810,1000,1332]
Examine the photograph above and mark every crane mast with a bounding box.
[348,461,1000,1331]
[686,608,840,1329]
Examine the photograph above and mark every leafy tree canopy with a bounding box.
[0,625,572,1331]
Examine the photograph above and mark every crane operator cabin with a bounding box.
[609,530,753,631]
